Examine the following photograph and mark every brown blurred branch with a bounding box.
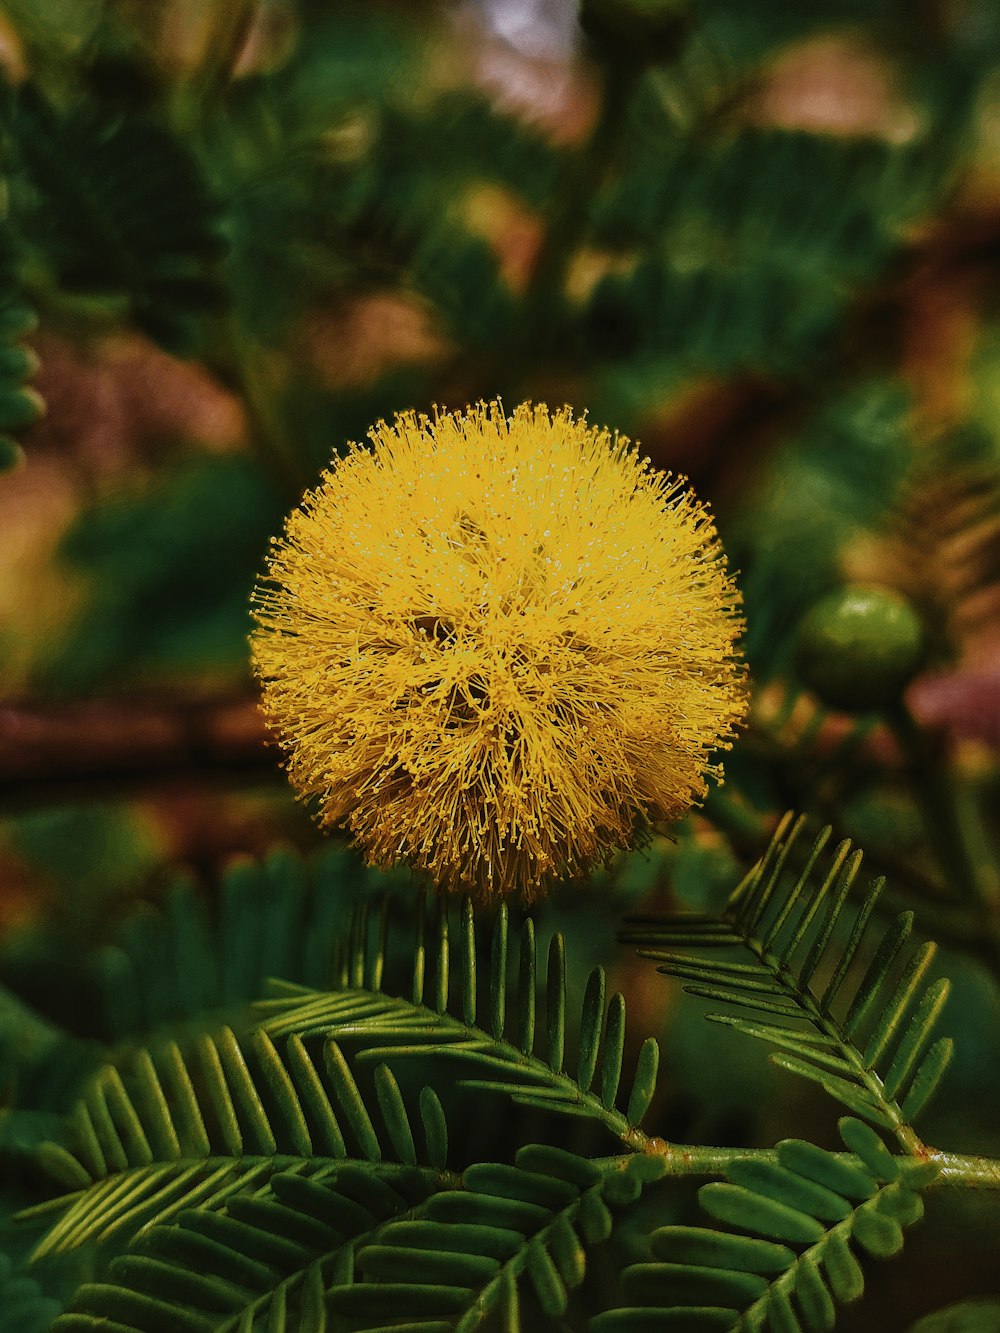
[0,691,276,807]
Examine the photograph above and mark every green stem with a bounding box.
[954,773,1000,911]
[214,315,308,496]
[887,703,981,905]
[639,1141,1000,1189]
[632,1140,789,1175]
[933,1151,1000,1189]
[516,55,640,367]
[887,702,1000,973]
[173,0,259,132]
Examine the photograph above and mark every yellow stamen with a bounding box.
[251,401,746,899]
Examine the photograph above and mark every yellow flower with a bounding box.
[251,401,746,899]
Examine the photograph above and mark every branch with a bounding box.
[0,690,276,806]
[638,1141,1000,1190]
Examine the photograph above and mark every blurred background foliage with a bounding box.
[0,0,999,1328]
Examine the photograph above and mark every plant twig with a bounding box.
[213,316,309,496]
[519,66,635,357]
[886,701,1000,974]
[632,1140,1000,1189]
[0,691,274,807]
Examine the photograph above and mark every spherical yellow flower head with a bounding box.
[251,402,746,899]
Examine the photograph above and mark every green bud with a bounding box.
[795,585,924,711]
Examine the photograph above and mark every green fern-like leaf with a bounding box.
[32,990,666,1333]
[590,1117,939,1333]
[13,85,226,352]
[580,128,945,379]
[0,986,101,1166]
[623,814,953,1147]
[50,1159,446,1333]
[339,1147,669,1332]
[258,893,660,1146]
[52,1143,666,1333]
[88,844,375,1044]
[23,1027,449,1260]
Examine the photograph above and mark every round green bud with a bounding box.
[795,585,924,711]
